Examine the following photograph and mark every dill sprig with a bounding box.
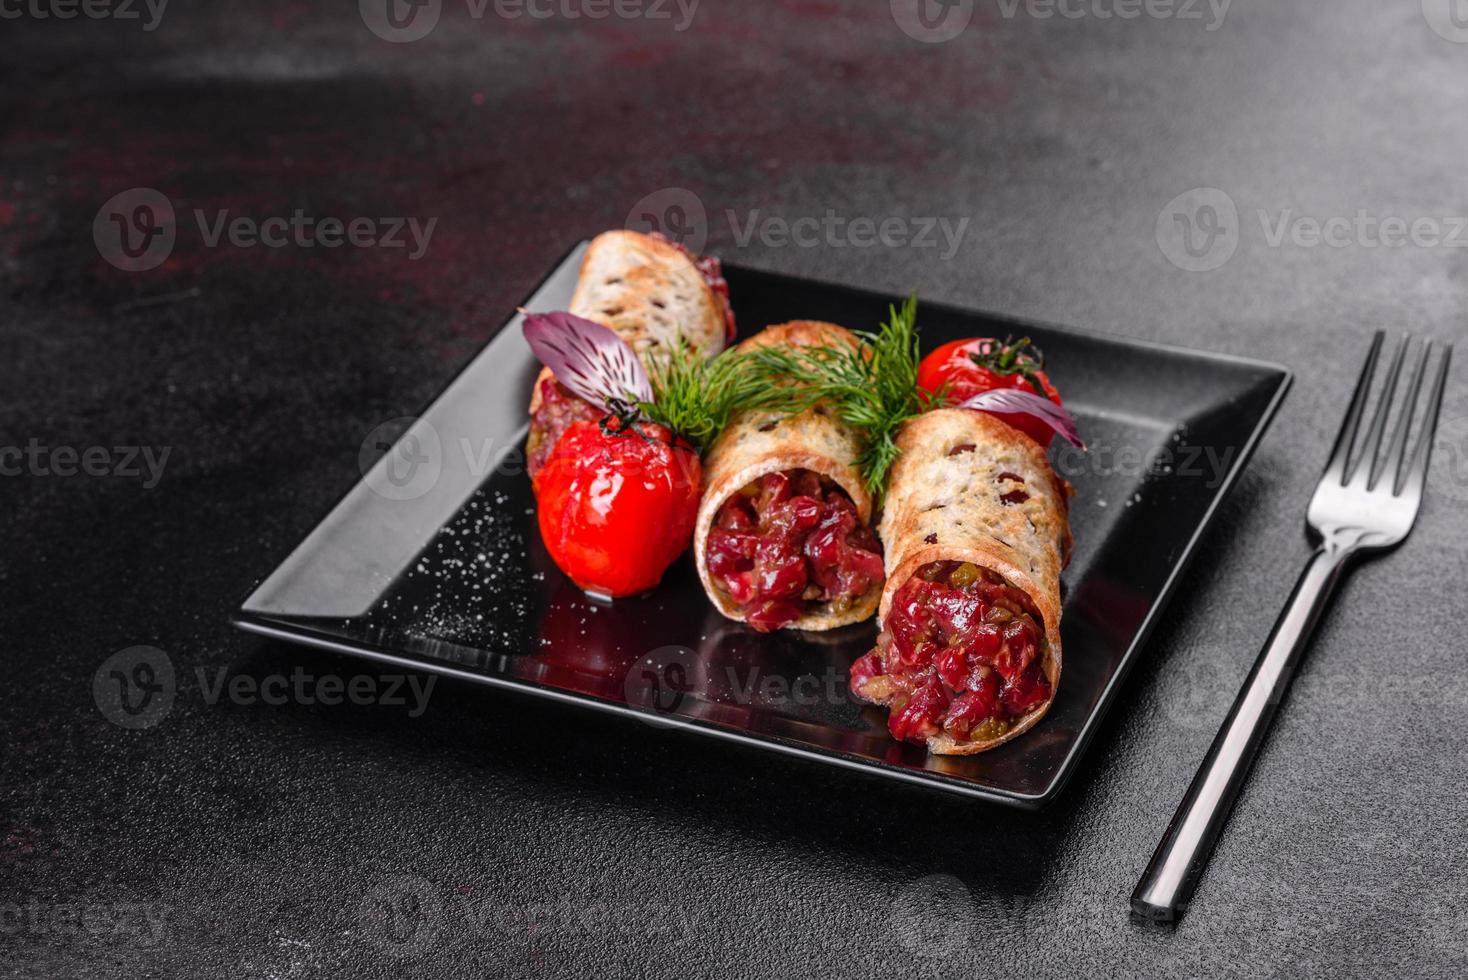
[640,342,790,453]
[747,295,941,497]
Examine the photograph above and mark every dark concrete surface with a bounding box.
[2,1,1466,977]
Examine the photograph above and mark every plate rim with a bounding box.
[233,244,1295,809]
[724,257,1297,381]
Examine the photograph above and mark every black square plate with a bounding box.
[233,242,1291,809]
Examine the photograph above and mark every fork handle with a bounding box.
[1131,544,1353,922]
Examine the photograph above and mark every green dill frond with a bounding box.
[745,294,938,498]
[640,342,791,452]
[644,296,937,489]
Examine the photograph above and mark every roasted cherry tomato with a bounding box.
[532,417,701,598]
[917,336,1064,447]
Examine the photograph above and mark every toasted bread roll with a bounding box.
[693,322,885,633]
[853,409,1070,754]
[528,230,728,416]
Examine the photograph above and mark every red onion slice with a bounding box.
[958,388,1085,448]
[522,311,653,412]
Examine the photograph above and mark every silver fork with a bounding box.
[1131,331,1453,924]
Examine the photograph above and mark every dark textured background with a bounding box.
[3,1,1466,976]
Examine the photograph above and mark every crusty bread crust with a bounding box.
[693,321,880,632]
[870,409,1071,754]
[529,230,727,414]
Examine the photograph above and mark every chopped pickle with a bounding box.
[706,469,884,633]
[971,716,1011,743]
[849,559,1051,747]
[949,562,982,589]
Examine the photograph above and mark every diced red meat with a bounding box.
[849,561,1051,747]
[705,469,883,633]
[527,377,602,479]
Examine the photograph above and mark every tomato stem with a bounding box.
[598,402,698,458]
[968,336,1050,399]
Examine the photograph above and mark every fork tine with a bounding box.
[1323,331,1383,485]
[1399,344,1454,499]
[1353,334,1409,487]
[1380,339,1431,492]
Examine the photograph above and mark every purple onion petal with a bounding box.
[522,311,653,411]
[957,388,1086,449]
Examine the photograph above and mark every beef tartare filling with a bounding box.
[705,470,884,633]
[850,560,1051,745]
[526,376,603,479]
